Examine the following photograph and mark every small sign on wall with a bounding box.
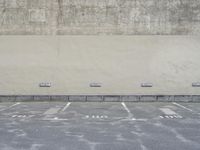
[192,82,200,87]
[141,83,153,87]
[39,82,51,87]
[90,83,102,87]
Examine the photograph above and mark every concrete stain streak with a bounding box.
[159,108,177,115]
[140,142,148,150]
[155,122,200,146]
[44,107,61,115]
[57,0,63,25]
[30,144,44,150]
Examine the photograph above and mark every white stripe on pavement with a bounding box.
[172,102,193,112]
[10,102,21,108]
[43,117,68,121]
[121,102,133,118]
[0,102,20,112]
[121,102,131,113]
[61,102,71,112]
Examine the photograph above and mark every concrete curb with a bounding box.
[0,95,200,102]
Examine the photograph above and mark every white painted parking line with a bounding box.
[121,103,145,121]
[160,115,183,119]
[44,107,61,115]
[10,103,21,107]
[12,115,34,118]
[61,102,71,112]
[121,102,133,119]
[84,115,108,119]
[172,102,193,112]
[43,117,68,121]
[0,102,20,112]
[131,118,147,121]
[160,116,164,119]
[121,102,131,113]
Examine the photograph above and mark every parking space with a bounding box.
[0,102,199,123]
[173,102,200,114]
[0,102,200,150]
[58,102,128,121]
[0,102,65,120]
[0,103,17,110]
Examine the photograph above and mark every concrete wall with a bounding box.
[0,1,200,98]
[0,36,200,95]
[0,0,200,35]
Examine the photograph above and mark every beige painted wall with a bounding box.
[0,36,200,95]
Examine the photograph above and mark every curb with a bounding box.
[0,95,200,102]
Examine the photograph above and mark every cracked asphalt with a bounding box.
[0,102,200,150]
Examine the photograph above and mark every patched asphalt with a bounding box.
[0,102,200,150]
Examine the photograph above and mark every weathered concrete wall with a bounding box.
[0,0,200,35]
[0,36,200,95]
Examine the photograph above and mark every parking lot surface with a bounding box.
[0,102,200,150]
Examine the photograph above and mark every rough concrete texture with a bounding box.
[0,35,200,96]
[0,0,200,35]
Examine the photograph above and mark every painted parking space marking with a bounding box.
[131,118,147,121]
[121,102,131,114]
[61,102,71,112]
[10,102,21,107]
[12,115,34,118]
[43,117,68,121]
[42,103,71,121]
[172,102,193,112]
[63,102,128,121]
[84,115,108,119]
[159,108,183,119]
[121,102,133,119]
[159,115,183,119]
[44,107,61,115]
[0,102,20,112]
[121,103,147,121]
[12,115,26,118]
[0,103,66,120]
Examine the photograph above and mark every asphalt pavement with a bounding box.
[0,102,200,150]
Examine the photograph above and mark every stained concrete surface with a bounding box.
[0,102,200,150]
[0,0,200,35]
